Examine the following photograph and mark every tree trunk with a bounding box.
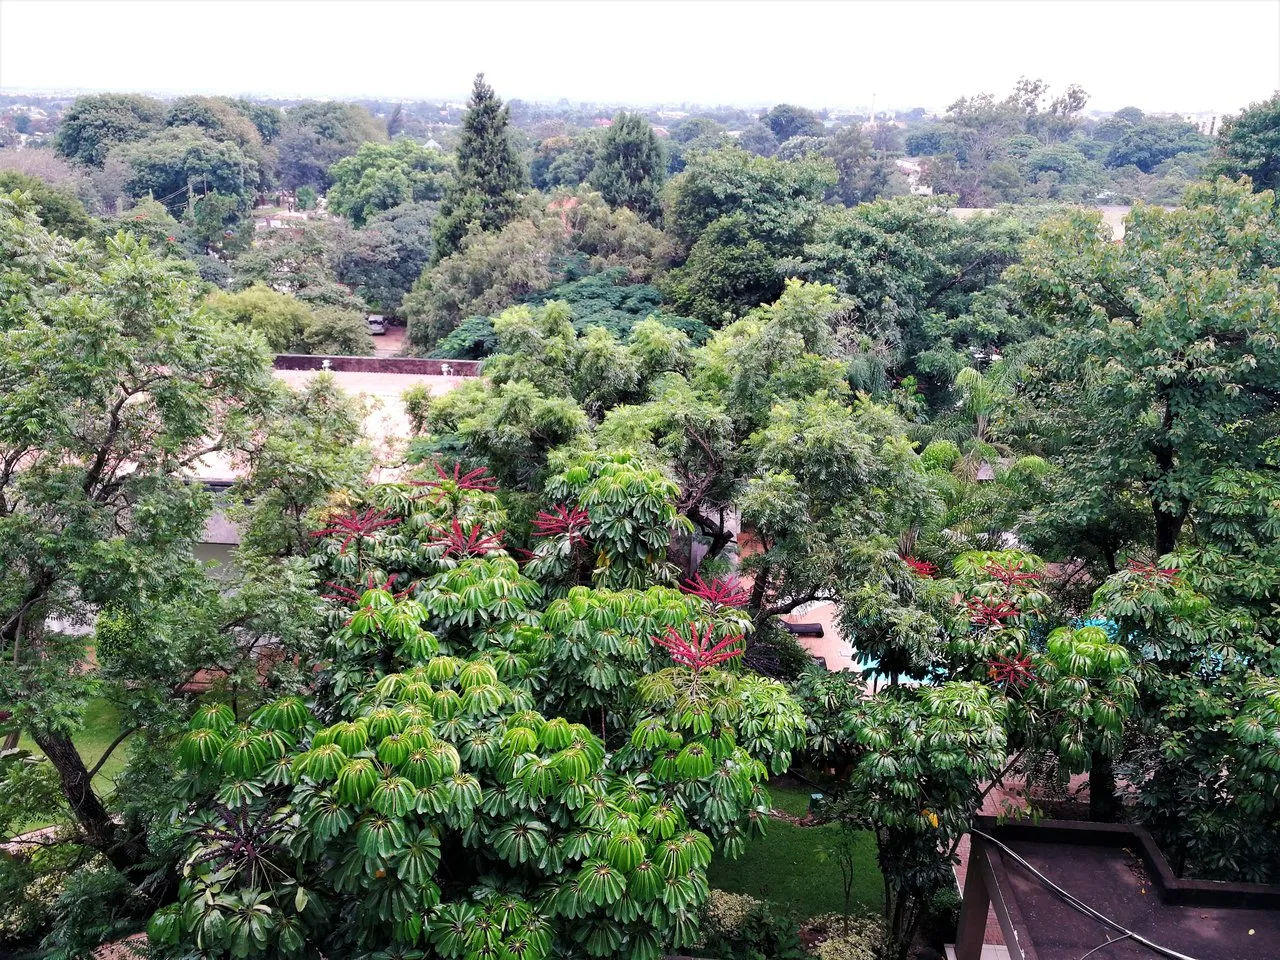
[1153,503,1185,557]
[686,509,734,572]
[748,562,771,622]
[1089,750,1121,823]
[32,729,151,879]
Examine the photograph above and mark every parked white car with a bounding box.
[367,314,387,335]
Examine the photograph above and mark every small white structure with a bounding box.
[896,157,934,196]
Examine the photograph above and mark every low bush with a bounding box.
[803,912,889,960]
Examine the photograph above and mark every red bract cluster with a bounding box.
[680,574,750,608]
[1127,560,1178,582]
[652,623,744,673]
[310,508,400,554]
[988,653,1035,690]
[982,562,1042,587]
[431,518,506,558]
[531,504,591,545]
[322,573,413,605]
[412,461,499,494]
[902,556,937,579]
[965,597,1020,626]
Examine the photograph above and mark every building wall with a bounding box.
[273,355,483,377]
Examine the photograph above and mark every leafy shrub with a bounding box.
[425,274,707,363]
[700,895,808,960]
[743,621,815,680]
[94,605,147,663]
[430,315,498,360]
[0,859,61,946]
[804,912,888,960]
[155,474,808,960]
[702,889,764,936]
[204,283,374,355]
[0,852,140,956]
[402,383,433,435]
[524,269,663,339]
[918,440,963,473]
[41,865,145,958]
[919,884,962,947]
[302,305,374,356]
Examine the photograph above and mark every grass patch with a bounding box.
[706,777,883,919]
[16,697,129,824]
[766,777,825,816]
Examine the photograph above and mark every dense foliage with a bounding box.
[147,461,806,960]
[6,68,1280,960]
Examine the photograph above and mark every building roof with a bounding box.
[957,818,1280,960]
[191,363,478,484]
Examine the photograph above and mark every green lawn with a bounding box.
[706,777,884,919]
[16,697,129,827]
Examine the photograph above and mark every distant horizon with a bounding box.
[1,0,1275,119]
[0,83,1232,122]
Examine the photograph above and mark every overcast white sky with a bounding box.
[2,0,1277,115]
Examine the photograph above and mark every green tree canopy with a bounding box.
[663,146,836,253]
[433,74,528,261]
[406,190,670,350]
[277,101,387,192]
[0,198,279,876]
[763,104,825,142]
[0,174,95,238]
[327,139,453,226]
[660,213,783,324]
[1103,117,1210,173]
[1013,178,1280,557]
[205,285,373,356]
[589,112,666,222]
[1211,91,1280,192]
[111,125,260,211]
[232,220,368,312]
[333,200,438,313]
[54,93,166,166]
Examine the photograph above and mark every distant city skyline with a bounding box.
[2,0,1277,116]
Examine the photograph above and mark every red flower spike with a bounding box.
[411,461,500,495]
[322,573,413,605]
[1127,560,1178,582]
[680,574,750,608]
[988,653,1035,690]
[982,561,1042,587]
[430,518,506,558]
[652,623,745,673]
[531,504,591,545]
[965,596,1020,626]
[310,507,400,554]
[902,556,937,579]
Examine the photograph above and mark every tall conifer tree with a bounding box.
[590,111,666,222]
[433,74,527,261]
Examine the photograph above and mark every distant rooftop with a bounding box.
[192,356,481,483]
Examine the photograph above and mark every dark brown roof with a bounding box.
[962,818,1280,960]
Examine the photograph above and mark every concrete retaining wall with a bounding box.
[272,355,484,376]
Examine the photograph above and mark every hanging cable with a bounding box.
[970,829,1201,960]
[1078,932,1133,960]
